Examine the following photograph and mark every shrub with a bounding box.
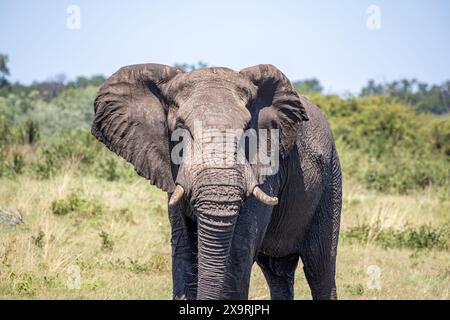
[51,191,104,217]
[11,152,25,174]
[95,155,138,182]
[23,119,40,145]
[31,230,45,249]
[344,284,365,296]
[0,114,12,145]
[32,149,56,179]
[0,82,448,195]
[312,93,450,193]
[147,253,170,272]
[11,272,37,296]
[127,258,149,273]
[99,231,114,251]
[127,254,170,273]
[32,129,100,179]
[342,224,449,250]
[360,150,449,193]
[114,208,135,224]
[98,158,120,181]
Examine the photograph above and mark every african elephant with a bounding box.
[91,63,342,300]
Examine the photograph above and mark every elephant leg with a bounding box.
[300,173,341,300]
[256,253,299,300]
[169,206,198,300]
[300,216,338,299]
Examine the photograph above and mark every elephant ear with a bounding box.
[240,64,308,158]
[91,63,184,192]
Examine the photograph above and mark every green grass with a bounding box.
[0,170,448,299]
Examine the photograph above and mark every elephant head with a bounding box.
[91,63,308,299]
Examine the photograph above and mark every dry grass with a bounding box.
[0,174,449,299]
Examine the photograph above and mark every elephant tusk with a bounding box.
[169,185,185,207]
[252,186,278,206]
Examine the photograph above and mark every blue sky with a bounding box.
[1,0,449,93]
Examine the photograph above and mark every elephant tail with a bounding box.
[330,145,342,258]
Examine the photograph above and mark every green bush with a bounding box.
[127,254,169,273]
[359,150,449,193]
[31,129,100,179]
[0,115,12,145]
[51,191,104,217]
[342,224,449,250]
[0,78,448,195]
[32,149,56,179]
[11,272,37,296]
[99,231,114,251]
[31,230,45,248]
[311,93,450,193]
[22,119,40,145]
[95,155,140,182]
[344,284,365,296]
[97,158,120,181]
[11,152,25,175]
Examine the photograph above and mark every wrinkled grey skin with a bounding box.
[91,64,342,300]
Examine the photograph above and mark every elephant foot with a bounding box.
[173,292,187,300]
[173,289,197,300]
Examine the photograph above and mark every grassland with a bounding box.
[0,163,448,299]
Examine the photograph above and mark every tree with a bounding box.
[67,75,105,88]
[360,78,450,115]
[174,61,208,72]
[33,77,66,101]
[0,54,10,87]
[293,78,323,94]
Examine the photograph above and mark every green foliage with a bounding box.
[31,230,45,249]
[0,149,6,177]
[0,84,97,135]
[23,119,40,145]
[127,258,149,273]
[51,191,104,217]
[127,254,170,273]
[97,158,120,181]
[115,208,136,224]
[342,224,449,250]
[99,231,114,251]
[0,65,448,194]
[361,152,448,193]
[11,152,25,174]
[0,54,10,87]
[0,150,26,178]
[0,118,41,146]
[344,283,365,296]
[11,272,36,296]
[94,155,140,182]
[66,75,105,89]
[147,253,170,272]
[360,78,450,115]
[174,61,208,72]
[293,78,323,94]
[31,129,100,179]
[312,93,449,193]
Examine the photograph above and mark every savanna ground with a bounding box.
[0,168,448,299]
[0,71,449,300]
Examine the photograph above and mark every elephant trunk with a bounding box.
[197,211,238,299]
[193,168,244,300]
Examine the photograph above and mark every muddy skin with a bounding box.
[92,64,342,300]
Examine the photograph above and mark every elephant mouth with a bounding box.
[168,166,278,208]
[169,183,278,208]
